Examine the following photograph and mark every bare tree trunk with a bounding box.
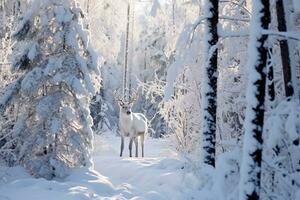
[85,0,90,29]
[201,0,219,167]
[239,0,271,199]
[128,1,135,101]
[123,3,130,101]
[276,0,294,97]
[172,0,176,35]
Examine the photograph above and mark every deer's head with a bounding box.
[118,101,133,115]
[114,89,137,116]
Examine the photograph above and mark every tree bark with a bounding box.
[239,1,271,199]
[276,0,294,97]
[202,0,219,167]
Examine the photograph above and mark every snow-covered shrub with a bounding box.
[262,99,300,200]
[4,0,100,179]
[162,68,201,156]
[158,0,203,157]
[0,106,18,166]
[192,147,241,200]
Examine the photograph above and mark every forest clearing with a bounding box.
[1,0,300,199]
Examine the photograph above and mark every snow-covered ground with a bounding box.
[0,133,201,200]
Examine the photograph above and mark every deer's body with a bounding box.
[118,100,147,157]
[120,113,147,136]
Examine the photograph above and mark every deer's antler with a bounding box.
[114,88,124,105]
[128,89,138,105]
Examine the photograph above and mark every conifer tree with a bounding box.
[9,0,100,179]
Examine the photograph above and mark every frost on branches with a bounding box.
[262,99,300,200]
[4,0,100,179]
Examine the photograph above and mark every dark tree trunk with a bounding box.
[239,0,271,199]
[276,0,294,97]
[202,0,219,167]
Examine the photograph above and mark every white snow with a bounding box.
[27,43,37,61]
[0,133,202,200]
[150,0,161,17]
[293,0,300,12]
[265,99,300,148]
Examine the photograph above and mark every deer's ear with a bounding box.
[118,101,124,106]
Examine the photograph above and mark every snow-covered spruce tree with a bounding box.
[9,0,100,179]
[201,0,219,167]
[239,0,271,199]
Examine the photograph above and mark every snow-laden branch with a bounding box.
[0,77,23,114]
[262,30,300,41]
[189,16,208,45]
[219,15,250,22]
[219,29,300,41]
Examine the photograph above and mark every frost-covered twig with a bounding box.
[220,0,251,16]
[219,15,250,22]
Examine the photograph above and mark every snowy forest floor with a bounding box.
[0,133,201,200]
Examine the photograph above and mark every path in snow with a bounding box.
[0,133,200,200]
[92,133,189,200]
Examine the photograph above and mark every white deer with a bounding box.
[115,90,148,157]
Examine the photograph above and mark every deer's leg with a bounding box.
[129,138,133,157]
[120,136,124,157]
[134,137,138,157]
[140,134,145,157]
